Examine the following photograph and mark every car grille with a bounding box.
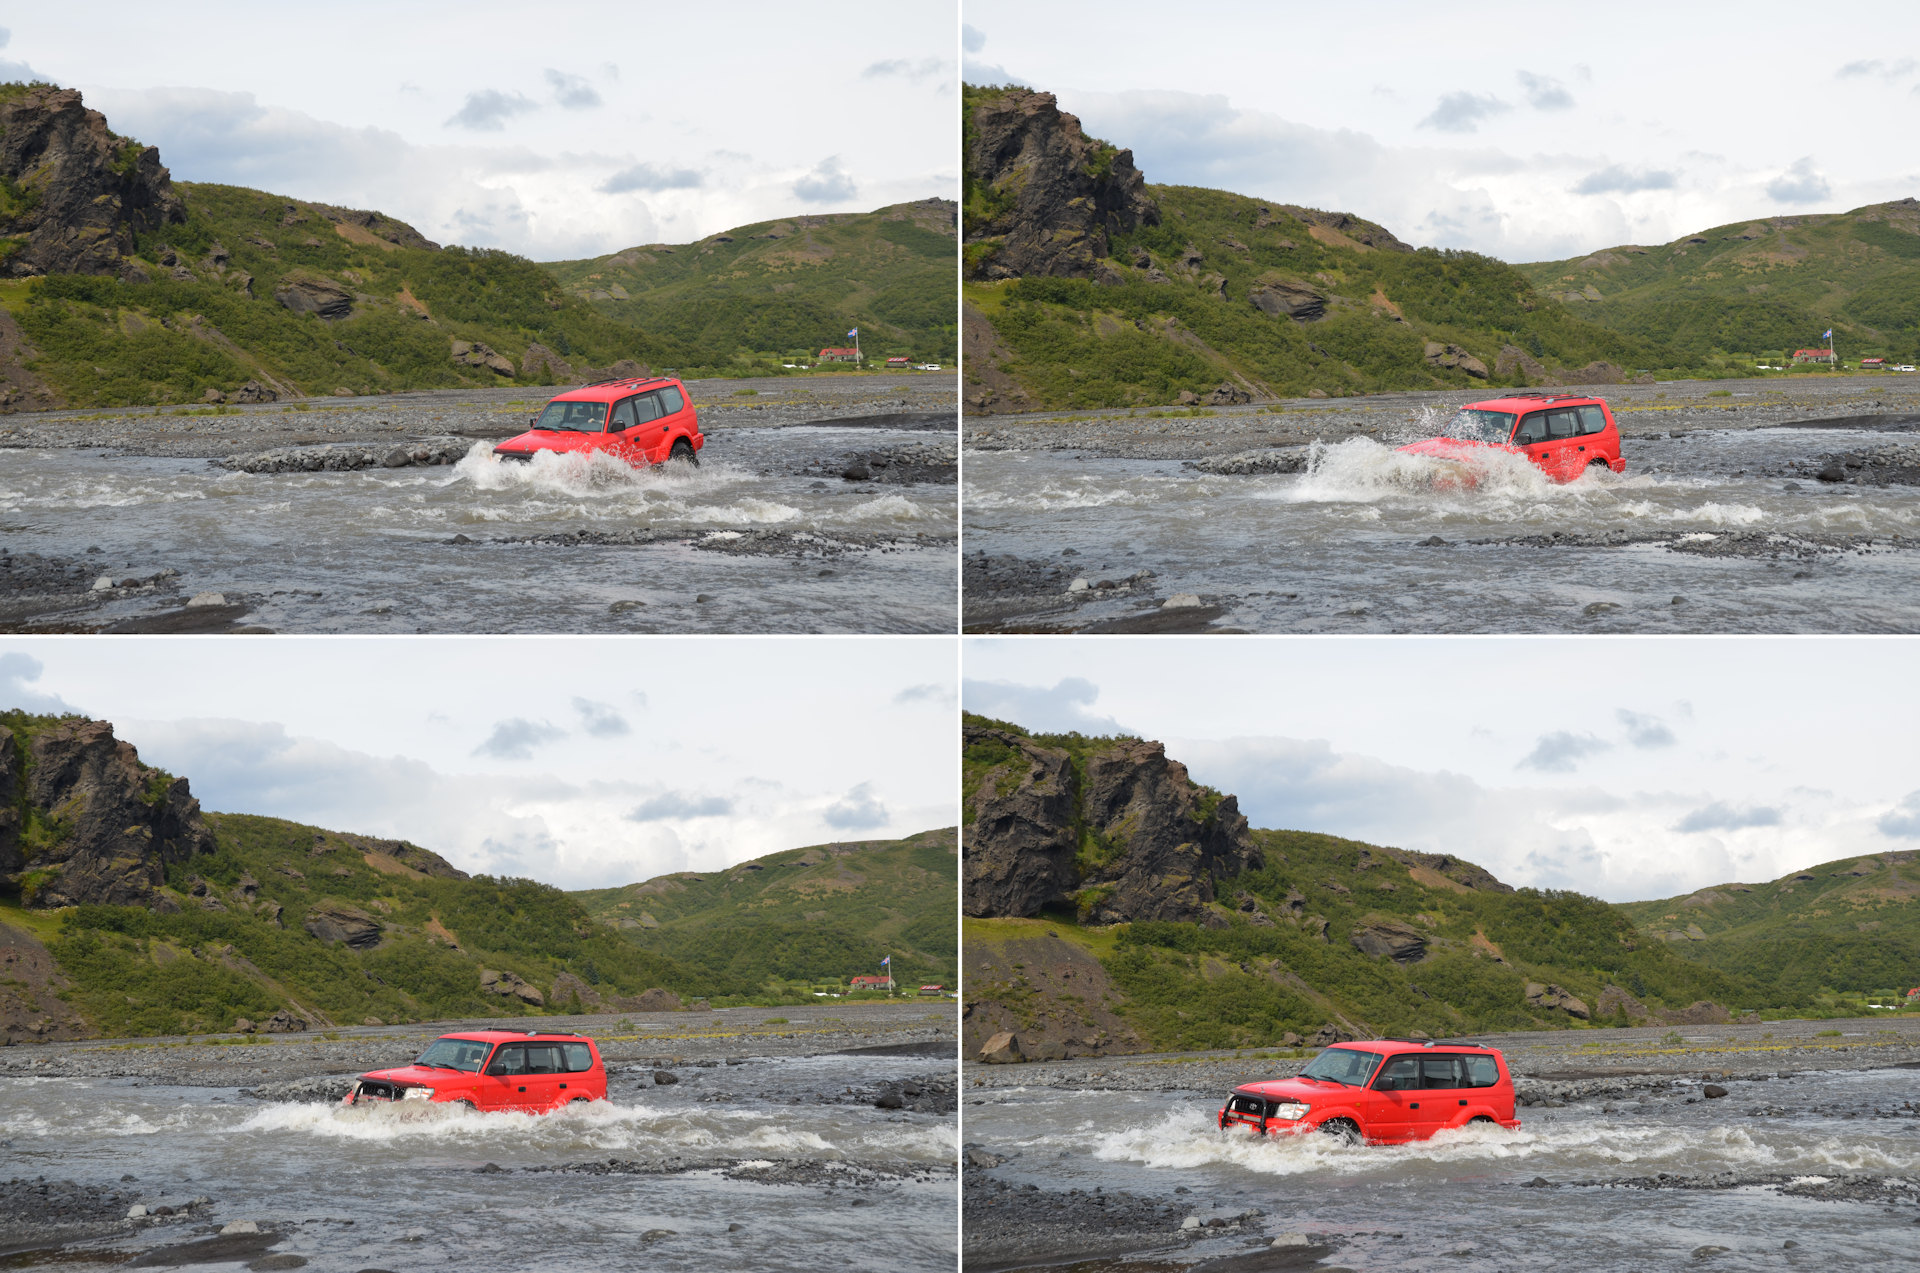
[354,1080,404,1101]
[496,450,533,463]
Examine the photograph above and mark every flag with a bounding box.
[880,955,890,966]
[1824,329,1833,339]
[847,328,858,338]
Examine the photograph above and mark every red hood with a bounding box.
[1395,436,1518,459]
[1243,1075,1365,1103]
[360,1064,452,1086]
[493,429,603,456]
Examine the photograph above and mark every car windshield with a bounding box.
[534,400,609,432]
[413,1038,492,1072]
[1438,409,1517,443]
[1297,1047,1383,1086]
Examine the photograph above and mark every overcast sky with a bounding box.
[964,0,1920,262]
[0,3,955,260]
[2,639,956,891]
[964,637,1918,903]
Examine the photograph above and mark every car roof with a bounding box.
[435,1030,596,1044]
[1464,393,1606,411]
[547,376,677,404]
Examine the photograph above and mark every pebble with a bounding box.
[186,592,227,607]
[1163,594,1203,609]
[220,1219,260,1235]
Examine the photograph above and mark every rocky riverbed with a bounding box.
[0,374,957,634]
[0,1002,958,1269]
[962,376,1920,634]
[959,1017,1920,1271]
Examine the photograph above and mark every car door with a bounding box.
[623,391,668,463]
[478,1043,525,1111]
[520,1043,566,1110]
[653,385,692,458]
[603,395,639,459]
[1576,404,1617,471]
[1368,1055,1419,1143]
[1522,408,1580,479]
[1418,1054,1468,1135]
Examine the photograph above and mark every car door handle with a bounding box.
[1409,1102,1420,1109]
[1459,1099,1468,1106]
[559,1083,568,1089]
[518,1086,527,1092]
[1577,445,1586,451]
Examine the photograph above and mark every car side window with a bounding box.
[1374,1056,1419,1091]
[633,393,665,425]
[1419,1056,1464,1089]
[1576,405,1607,435]
[563,1043,593,1073]
[1546,409,1578,439]
[1513,413,1546,444]
[525,1044,561,1074]
[486,1045,525,1076]
[1462,1055,1501,1088]
[656,386,685,415]
[609,397,636,432]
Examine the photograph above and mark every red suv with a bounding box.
[342,1030,608,1113]
[494,376,703,466]
[1217,1040,1520,1145]
[1397,393,1623,482]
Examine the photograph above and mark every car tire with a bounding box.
[1319,1118,1361,1145]
[668,438,698,467]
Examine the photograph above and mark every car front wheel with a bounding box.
[1319,1118,1361,1145]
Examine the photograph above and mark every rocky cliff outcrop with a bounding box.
[964,88,1158,281]
[0,85,186,279]
[0,717,214,908]
[963,723,1261,923]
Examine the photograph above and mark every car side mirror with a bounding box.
[528,417,538,427]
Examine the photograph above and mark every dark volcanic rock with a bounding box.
[0,85,186,278]
[2,718,214,907]
[301,902,382,950]
[272,273,355,320]
[1348,919,1429,964]
[964,88,1158,281]
[962,724,1262,922]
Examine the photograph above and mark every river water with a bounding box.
[2,426,954,633]
[0,1052,956,1272]
[962,426,1920,632]
[963,1065,1920,1271]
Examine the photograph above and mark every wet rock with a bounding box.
[1703,1084,1729,1098]
[1184,447,1308,476]
[186,592,226,607]
[1162,593,1203,609]
[652,1070,678,1085]
[979,1031,1023,1064]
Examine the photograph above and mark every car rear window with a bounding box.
[563,1043,594,1072]
[657,386,685,414]
[1576,405,1607,435]
[1462,1054,1502,1088]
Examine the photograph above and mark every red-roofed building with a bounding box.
[1862,357,1886,368]
[850,975,891,989]
[886,356,912,368]
[819,347,860,362]
[917,984,945,996]
[1792,348,1835,363]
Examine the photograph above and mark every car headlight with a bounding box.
[402,1087,435,1101]
[1271,1102,1310,1120]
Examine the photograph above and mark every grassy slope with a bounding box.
[545,201,958,368]
[1617,851,1920,1002]
[964,179,1658,409]
[574,828,958,994]
[1513,201,1920,365]
[964,717,1750,1052]
[13,182,691,407]
[27,811,703,1038]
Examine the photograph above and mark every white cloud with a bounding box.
[1517,731,1611,773]
[627,791,734,822]
[474,718,565,760]
[544,69,602,111]
[572,697,629,738]
[1767,156,1833,205]
[1836,58,1917,81]
[446,88,537,132]
[599,162,703,194]
[962,24,985,54]
[1617,709,1677,749]
[0,653,79,714]
[1572,165,1676,196]
[1517,71,1574,111]
[1419,91,1510,134]
[823,782,889,830]
[894,682,957,708]
[963,676,1128,736]
[793,156,858,204]
[1673,802,1783,833]
[1878,792,1920,839]
[863,57,953,86]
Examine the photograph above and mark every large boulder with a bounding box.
[1349,919,1429,965]
[1249,280,1327,321]
[274,274,355,320]
[1424,342,1489,378]
[451,339,515,376]
[978,1030,1023,1063]
[520,342,573,381]
[303,903,382,950]
[1524,981,1591,1019]
[1596,985,1650,1024]
[963,88,1159,281]
[2,719,214,908]
[0,85,186,278]
[625,987,684,1012]
[479,968,545,1006]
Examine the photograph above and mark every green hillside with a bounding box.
[546,199,958,367]
[1618,851,1920,1004]
[1514,200,1920,366]
[3,181,693,408]
[963,717,1768,1054]
[574,827,958,995]
[10,811,703,1038]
